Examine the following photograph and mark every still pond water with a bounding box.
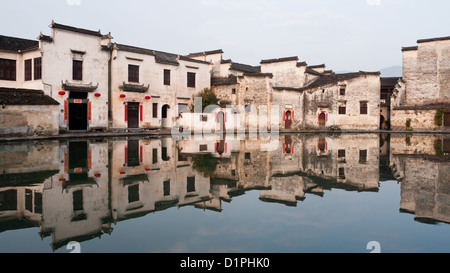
[0,133,449,253]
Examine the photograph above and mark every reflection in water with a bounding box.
[0,133,449,252]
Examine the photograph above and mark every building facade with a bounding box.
[391,36,450,131]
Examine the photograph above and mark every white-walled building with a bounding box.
[110,43,211,131]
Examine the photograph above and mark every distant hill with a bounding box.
[380,66,402,77]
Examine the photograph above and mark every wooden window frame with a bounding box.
[34,57,42,80]
[128,64,139,83]
[187,72,196,88]
[24,59,32,81]
[73,60,83,81]
[0,58,16,81]
[164,69,171,86]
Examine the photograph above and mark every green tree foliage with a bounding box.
[192,153,218,177]
[193,88,218,112]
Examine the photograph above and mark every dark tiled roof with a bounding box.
[229,62,261,73]
[50,21,104,37]
[301,71,380,91]
[154,50,180,66]
[211,75,238,86]
[0,35,39,52]
[307,64,325,69]
[260,56,299,64]
[273,86,303,92]
[178,55,211,65]
[297,61,307,67]
[417,36,450,43]
[240,72,273,78]
[305,68,323,76]
[381,77,401,87]
[0,88,59,106]
[115,43,209,66]
[402,46,418,52]
[188,49,223,57]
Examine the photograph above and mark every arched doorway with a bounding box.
[217,111,226,136]
[380,114,385,130]
[161,104,170,128]
[319,112,326,127]
[285,110,293,129]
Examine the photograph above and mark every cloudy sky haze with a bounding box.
[1,0,449,73]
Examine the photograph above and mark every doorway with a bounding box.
[68,91,88,131]
[127,102,140,129]
[217,111,226,135]
[69,102,88,131]
[162,104,170,128]
[319,112,326,127]
[285,110,292,129]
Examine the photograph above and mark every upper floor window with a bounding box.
[340,88,346,96]
[0,58,16,81]
[73,60,83,81]
[360,101,368,115]
[34,57,42,80]
[24,59,32,81]
[128,65,139,83]
[164,69,171,86]
[187,72,196,88]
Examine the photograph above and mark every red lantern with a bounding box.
[94,93,101,97]
[58,91,66,96]
[120,94,126,98]
[59,178,66,182]
[145,96,151,100]
[120,171,126,175]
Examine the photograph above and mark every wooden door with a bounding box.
[285,110,292,129]
[128,102,140,129]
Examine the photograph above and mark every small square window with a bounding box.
[200,115,208,122]
[199,144,208,151]
[359,150,367,163]
[339,106,346,115]
[187,72,196,88]
[245,153,251,160]
[340,88,346,96]
[338,149,346,158]
[232,88,236,94]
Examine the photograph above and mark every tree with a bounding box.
[193,88,218,112]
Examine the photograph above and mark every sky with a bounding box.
[1,0,449,73]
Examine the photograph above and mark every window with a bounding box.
[153,103,158,118]
[0,190,17,211]
[34,192,42,214]
[339,168,345,179]
[128,184,140,203]
[338,149,346,158]
[73,190,83,211]
[187,72,196,88]
[360,102,368,115]
[152,148,158,164]
[200,115,208,122]
[25,189,33,212]
[359,150,367,163]
[162,147,169,161]
[232,88,236,95]
[128,65,139,83]
[245,152,251,160]
[163,181,171,196]
[34,57,42,80]
[0,58,16,81]
[164,69,171,86]
[73,60,83,81]
[24,59,32,81]
[187,177,196,193]
[340,88,346,96]
[339,106,346,115]
[199,144,208,151]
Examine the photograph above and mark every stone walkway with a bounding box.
[0,129,449,143]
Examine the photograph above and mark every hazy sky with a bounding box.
[1,0,449,72]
